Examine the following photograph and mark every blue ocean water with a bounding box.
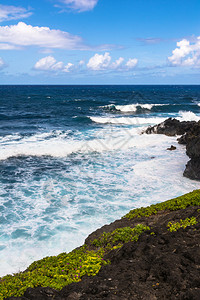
[0,85,200,276]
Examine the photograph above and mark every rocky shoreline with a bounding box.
[145,118,200,180]
[1,118,200,299]
[2,190,200,300]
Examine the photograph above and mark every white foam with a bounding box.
[0,132,199,277]
[177,111,200,121]
[102,103,167,112]
[0,127,146,160]
[90,116,166,125]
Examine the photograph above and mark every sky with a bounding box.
[0,0,200,84]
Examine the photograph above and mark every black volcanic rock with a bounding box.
[145,118,200,180]
[184,158,200,180]
[167,145,176,151]
[6,205,200,300]
[145,118,196,136]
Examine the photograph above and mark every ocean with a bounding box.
[0,85,200,277]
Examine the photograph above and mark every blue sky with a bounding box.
[0,0,200,84]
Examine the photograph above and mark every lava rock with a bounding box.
[145,118,200,180]
[167,145,176,151]
[145,118,195,136]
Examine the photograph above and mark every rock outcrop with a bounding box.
[145,118,200,180]
[6,202,200,300]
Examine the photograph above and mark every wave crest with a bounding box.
[102,103,167,113]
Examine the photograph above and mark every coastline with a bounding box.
[1,189,200,299]
[1,116,200,299]
[145,118,200,181]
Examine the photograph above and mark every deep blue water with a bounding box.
[0,85,200,276]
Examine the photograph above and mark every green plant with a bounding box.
[91,224,150,249]
[124,190,200,220]
[0,246,108,299]
[167,216,198,232]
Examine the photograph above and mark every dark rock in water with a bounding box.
[184,158,200,180]
[167,145,176,151]
[145,118,195,136]
[178,121,200,145]
[145,118,200,180]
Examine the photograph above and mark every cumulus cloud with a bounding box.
[34,56,74,72]
[0,22,84,50]
[126,58,138,69]
[63,62,74,72]
[87,52,111,70]
[111,57,124,69]
[0,57,6,70]
[59,0,98,12]
[0,5,32,22]
[168,37,200,66]
[34,53,138,74]
[87,52,138,71]
[34,56,64,71]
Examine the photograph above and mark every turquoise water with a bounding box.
[0,85,200,276]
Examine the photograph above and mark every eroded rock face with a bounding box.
[184,158,200,180]
[145,118,200,181]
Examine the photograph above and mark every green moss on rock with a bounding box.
[0,246,108,299]
[167,216,198,232]
[91,224,150,249]
[0,189,199,299]
[123,189,200,220]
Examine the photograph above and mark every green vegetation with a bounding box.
[124,189,200,220]
[0,246,108,299]
[91,224,150,249]
[167,217,198,232]
[0,189,199,299]
[0,224,149,299]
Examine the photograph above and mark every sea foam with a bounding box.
[102,103,168,112]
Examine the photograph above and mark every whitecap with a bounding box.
[177,111,200,121]
[102,103,168,112]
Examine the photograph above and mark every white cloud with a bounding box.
[34,53,138,74]
[0,5,32,22]
[34,56,64,71]
[34,56,74,73]
[63,62,74,72]
[0,57,6,70]
[60,0,98,12]
[87,52,111,70]
[0,22,83,50]
[111,57,124,69]
[126,58,138,69]
[168,37,200,66]
[79,60,85,65]
[0,43,20,50]
[87,53,138,71]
